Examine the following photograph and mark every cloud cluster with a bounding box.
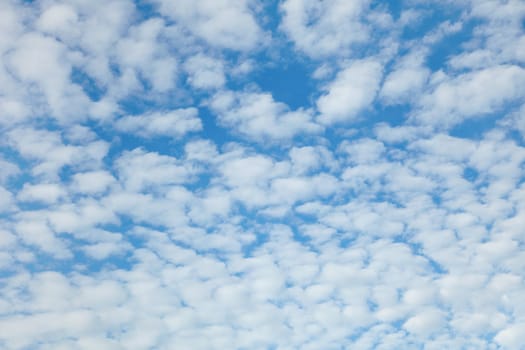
[0,0,524,349]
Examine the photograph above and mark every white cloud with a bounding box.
[495,323,525,348]
[403,308,445,336]
[317,59,383,124]
[6,128,109,180]
[1,1,525,349]
[115,18,178,93]
[374,123,424,143]
[0,158,19,184]
[505,103,525,140]
[36,4,79,40]
[0,1,24,52]
[280,0,370,58]
[115,108,202,138]
[14,217,72,259]
[5,32,90,122]
[153,0,263,51]
[210,90,322,142]
[115,148,197,192]
[380,50,430,104]
[0,186,15,213]
[70,171,116,195]
[454,0,525,68]
[82,241,129,260]
[184,54,226,90]
[415,65,525,127]
[184,139,219,162]
[17,183,66,204]
[289,146,337,175]
[338,138,386,164]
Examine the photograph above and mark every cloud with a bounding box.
[5,32,91,122]
[0,0,524,349]
[153,0,263,51]
[403,308,446,336]
[114,18,178,93]
[210,90,322,142]
[14,216,72,259]
[414,65,525,127]
[280,0,370,58]
[317,59,383,124]
[70,171,116,195]
[115,108,202,138]
[36,4,79,39]
[184,54,226,90]
[0,158,19,184]
[458,0,525,66]
[17,183,66,204]
[380,50,430,105]
[6,128,109,180]
[495,323,525,348]
[114,148,197,192]
[0,187,15,213]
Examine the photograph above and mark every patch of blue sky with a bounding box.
[450,103,525,140]
[241,232,269,257]
[70,68,106,102]
[132,0,158,21]
[401,239,447,274]
[368,104,412,129]
[253,55,317,111]
[426,19,486,72]
[371,0,403,20]
[198,106,237,147]
[462,166,479,182]
[4,248,107,276]
[76,250,135,274]
[0,156,31,192]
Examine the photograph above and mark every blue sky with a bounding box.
[1,0,525,349]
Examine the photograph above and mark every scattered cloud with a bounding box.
[280,0,371,58]
[0,1,524,349]
[210,90,322,141]
[115,108,202,138]
[317,59,383,124]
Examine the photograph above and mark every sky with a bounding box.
[0,0,525,349]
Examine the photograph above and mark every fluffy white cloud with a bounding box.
[280,0,370,58]
[0,187,15,213]
[0,158,19,184]
[153,0,263,51]
[17,183,66,204]
[0,1,524,349]
[184,54,226,90]
[115,18,178,92]
[403,308,446,336]
[115,148,196,192]
[6,128,109,180]
[36,4,79,39]
[115,108,202,138]
[13,216,72,259]
[317,59,383,124]
[380,50,430,104]
[70,171,116,195]
[210,90,322,142]
[415,65,525,127]
[452,0,525,68]
[5,32,91,122]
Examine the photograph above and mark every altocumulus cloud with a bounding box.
[1,0,525,349]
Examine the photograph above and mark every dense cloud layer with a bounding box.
[1,0,525,349]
